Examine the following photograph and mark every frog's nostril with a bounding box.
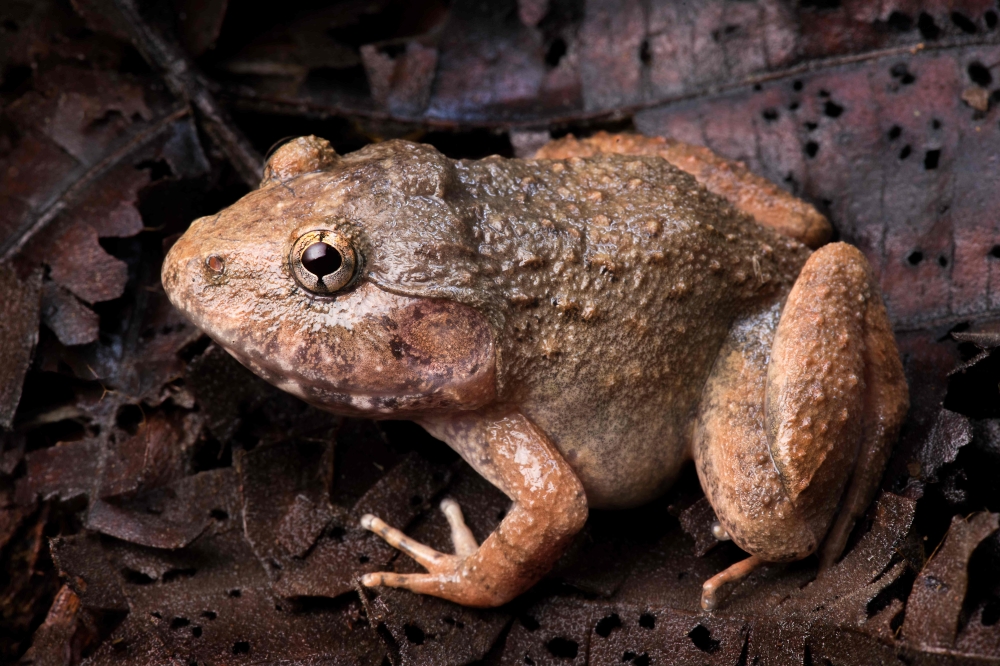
[302,242,342,277]
[206,254,225,274]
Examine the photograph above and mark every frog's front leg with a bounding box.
[694,242,908,610]
[360,411,589,607]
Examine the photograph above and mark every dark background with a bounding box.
[2,0,1000,664]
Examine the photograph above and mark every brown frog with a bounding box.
[161,132,908,610]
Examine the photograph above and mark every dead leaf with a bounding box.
[902,511,1000,649]
[0,263,41,428]
[40,280,100,347]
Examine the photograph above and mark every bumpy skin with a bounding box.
[161,133,908,609]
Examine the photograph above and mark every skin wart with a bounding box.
[162,132,908,610]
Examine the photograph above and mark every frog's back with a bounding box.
[454,152,811,508]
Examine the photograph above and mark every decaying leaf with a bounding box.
[5,1,1000,664]
[903,511,1000,649]
[0,263,41,428]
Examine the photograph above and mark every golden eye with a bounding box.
[290,230,357,294]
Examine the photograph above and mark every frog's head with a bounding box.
[162,136,497,418]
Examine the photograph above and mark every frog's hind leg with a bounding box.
[816,252,909,569]
[533,131,831,248]
[693,242,907,610]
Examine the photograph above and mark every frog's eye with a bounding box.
[290,230,357,294]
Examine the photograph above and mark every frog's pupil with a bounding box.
[302,242,342,277]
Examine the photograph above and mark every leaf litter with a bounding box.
[3,1,1000,664]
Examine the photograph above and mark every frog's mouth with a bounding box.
[165,255,497,419]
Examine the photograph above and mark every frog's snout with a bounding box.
[161,229,220,316]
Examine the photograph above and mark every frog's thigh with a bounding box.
[696,243,905,563]
[815,247,908,569]
[655,141,831,249]
[693,300,820,563]
[534,132,831,248]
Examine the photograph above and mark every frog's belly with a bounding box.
[522,402,691,510]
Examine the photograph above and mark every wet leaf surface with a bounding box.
[4,1,1000,664]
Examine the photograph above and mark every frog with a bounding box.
[161,131,908,610]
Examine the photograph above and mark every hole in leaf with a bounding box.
[899,145,912,159]
[891,62,915,84]
[229,589,242,598]
[639,613,656,629]
[595,613,621,637]
[932,119,942,129]
[918,13,941,39]
[358,555,370,563]
[805,141,819,158]
[939,255,948,267]
[968,62,993,87]
[545,38,567,68]
[688,624,720,653]
[793,80,803,91]
[951,11,977,33]
[232,641,250,655]
[888,125,902,140]
[824,100,844,118]
[545,637,578,659]
[924,149,940,170]
[210,509,228,521]
[192,626,202,638]
[116,404,144,435]
[403,623,425,645]
[989,245,1000,259]
[908,251,924,265]
[639,39,651,66]
[170,617,190,630]
[201,611,217,620]
[762,108,779,122]
[987,11,998,29]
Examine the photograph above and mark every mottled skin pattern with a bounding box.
[161,134,908,609]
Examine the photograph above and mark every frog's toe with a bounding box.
[360,513,457,573]
[440,497,479,557]
[700,555,763,611]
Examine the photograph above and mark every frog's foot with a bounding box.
[701,555,763,611]
[360,412,588,608]
[360,497,478,569]
[359,499,480,598]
